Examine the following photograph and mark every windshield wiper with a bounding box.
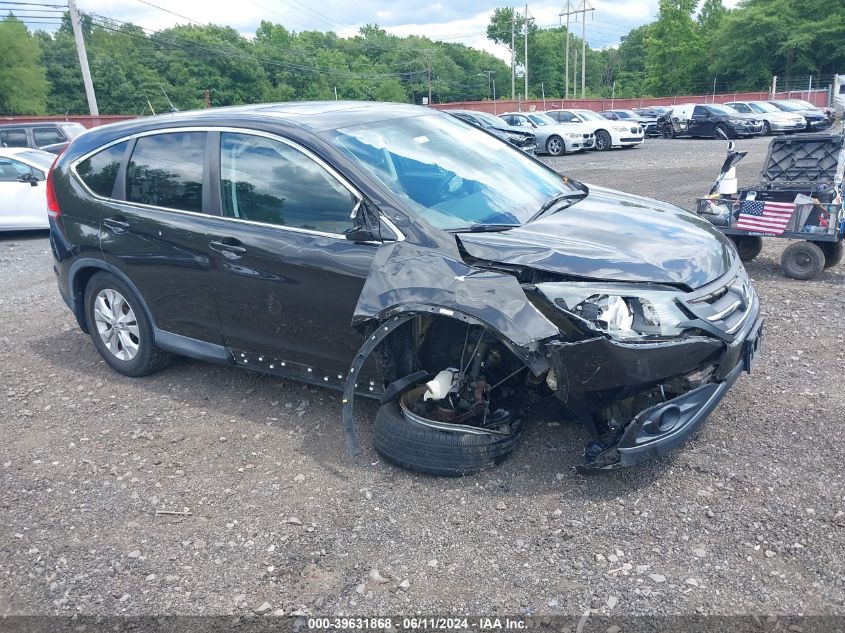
[527,190,587,223]
[454,223,520,233]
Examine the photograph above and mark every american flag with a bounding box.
[735,199,795,235]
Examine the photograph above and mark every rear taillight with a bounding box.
[46,155,61,219]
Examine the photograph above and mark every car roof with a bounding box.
[0,121,67,129]
[0,146,54,163]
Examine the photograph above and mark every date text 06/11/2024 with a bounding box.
[307,617,527,630]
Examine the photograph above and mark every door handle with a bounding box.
[103,217,129,234]
[209,239,247,259]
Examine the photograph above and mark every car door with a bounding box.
[688,106,713,137]
[205,130,382,378]
[0,128,30,149]
[98,131,224,346]
[0,155,47,229]
[32,126,66,149]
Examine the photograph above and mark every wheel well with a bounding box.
[70,265,103,332]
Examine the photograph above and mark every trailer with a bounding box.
[695,134,844,280]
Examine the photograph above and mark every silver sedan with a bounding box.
[499,112,594,156]
[725,101,806,135]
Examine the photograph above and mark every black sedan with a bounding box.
[445,109,536,153]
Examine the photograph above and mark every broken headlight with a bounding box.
[537,284,689,340]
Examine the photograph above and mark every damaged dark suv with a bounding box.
[48,102,762,475]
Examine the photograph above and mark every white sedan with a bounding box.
[546,108,644,151]
[0,147,55,231]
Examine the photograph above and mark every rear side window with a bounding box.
[33,127,64,146]
[127,132,205,212]
[76,141,129,197]
[0,129,28,147]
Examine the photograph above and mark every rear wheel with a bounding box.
[594,130,612,151]
[84,271,171,376]
[545,135,564,156]
[780,241,825,280]
[817,241,843,269]
[729,235,764,262]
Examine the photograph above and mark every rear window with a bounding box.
[76,141,130,197]
[127,132,205,212]
[0,129,28,147]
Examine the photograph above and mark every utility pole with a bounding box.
[573,50,578,99]
[492,78,496,114]
[481,70,493,100]
[523,4,529,101]
[424,49,433,105]
[511,8,516,100]
[712,77,717,102]
[771,75,778,98]
[67,0,98,115]
[559,1,574,99]
[560,0,591,100]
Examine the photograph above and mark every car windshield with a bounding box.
[474,111,509,127]
[749,102,778,113]
[572,110,604,121]
[18,149,55,169]
[708,105,737,116]
[790,100,817,109]
[527,113,556,126]
[325,114,576,230]
[772,101,804,112]
[59,123,86,138]
[614,111,636,119]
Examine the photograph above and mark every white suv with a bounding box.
[545,109,644,151]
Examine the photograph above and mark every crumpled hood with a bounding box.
[458,184,735,289]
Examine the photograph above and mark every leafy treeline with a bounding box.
[1,0,844,115]
[499,0,845,100]
[0,14,511,115]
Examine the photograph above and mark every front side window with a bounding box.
[33,127,64,146]
[127,132,205,212]
[0,157,35,182]
[326,113,574,230]
[76,141,130,197]
[0,129,28,148]
[220,132,356,234]
[693,106,708,117]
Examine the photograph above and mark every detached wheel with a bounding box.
[84,271,171,376]
[545,135,564,156]
[373,397,525,477]
[729,235,763,262]
[817,241,843,268]
[780,241,825,280]
[594,130,612,151]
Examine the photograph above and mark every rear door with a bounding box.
[205,130,379,377]
[0,155,47,229]
[98,131,223,345]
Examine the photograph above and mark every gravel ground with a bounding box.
[1,136,844,620]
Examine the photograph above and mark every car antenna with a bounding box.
[160,86,179,113]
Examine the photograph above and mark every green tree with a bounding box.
[0,15,48,114]
[644,0,702,95]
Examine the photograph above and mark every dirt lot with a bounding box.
[1,137,844,620]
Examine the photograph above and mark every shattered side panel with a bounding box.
[352,240,560,350]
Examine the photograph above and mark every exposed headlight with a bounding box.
[612,125,628,131]
[537,283,689,340]
[505,132,526,142]
[566,132,581,139]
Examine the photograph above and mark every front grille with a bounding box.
[582,133,590,139]
[684,268,755,336]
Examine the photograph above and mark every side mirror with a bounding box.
[17,173,38,186]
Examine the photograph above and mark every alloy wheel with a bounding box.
[93,288,140,361]
[546,137,563,156]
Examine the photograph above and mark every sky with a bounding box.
[14,0,736,62]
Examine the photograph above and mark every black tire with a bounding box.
[780,241,825,280]
[714,124,731,140]
[373,400,525,477]
[817,240,843,269]
[763,120,772,136]
[594,130,612,151]
[729,235,763,262]
[545,135,564,156]
[83,271,171,377]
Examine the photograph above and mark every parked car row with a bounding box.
[657,99,833,139]
[446,108,646,155]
